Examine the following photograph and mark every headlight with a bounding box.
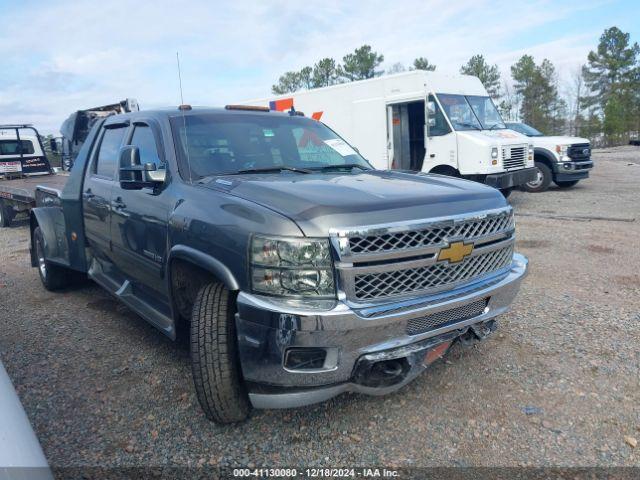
[491,147,499,159]
[528,144,534,163]
[555,144,568,156]
[251,236,335,297]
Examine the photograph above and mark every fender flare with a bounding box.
[167,245,240,291]
[29,207,69,267]
[533,147,557,167]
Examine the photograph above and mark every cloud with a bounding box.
[0,0,620,135]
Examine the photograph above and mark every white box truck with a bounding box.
[243,71,538,195]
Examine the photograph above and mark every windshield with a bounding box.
[436,94,481,131]
[170,113,372,179]
[507,122,543,137]
[466,95,505,129]
[436,94,506,131]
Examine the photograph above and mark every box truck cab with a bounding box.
[244,71,537,195]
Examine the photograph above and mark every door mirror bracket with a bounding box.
[118,146,165,190]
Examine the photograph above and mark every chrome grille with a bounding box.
[406,298,488,336]
[353,245,513,300]
[348,210,513,255]
[502,144,527,170]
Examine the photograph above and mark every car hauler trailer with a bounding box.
[0,125,68,227]
[242,71,538,195]
[60,98,139,170]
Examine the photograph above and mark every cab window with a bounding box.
[95,127,126,178]
[427,95,451,137]
[129,125,163,168]
[0,139,35,156]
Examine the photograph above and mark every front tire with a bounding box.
[190,282,251,423]
[33,226,70,291]
[522,161,552,193]
[554,180,579,188]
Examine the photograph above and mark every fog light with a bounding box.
[284,348,327,370]
[564,163,572,169]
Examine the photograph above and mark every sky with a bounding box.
[0,0,638,135]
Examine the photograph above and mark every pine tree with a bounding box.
[460,55,501,98]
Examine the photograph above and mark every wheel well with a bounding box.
[534,152,553,170]
[169,258,227,322]
[429,165,460,177]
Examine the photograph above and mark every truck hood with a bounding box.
[457,129,529,145]
[200,171,506,237]
[531,136,590,145]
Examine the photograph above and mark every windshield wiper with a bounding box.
[313,164,370,172]
[234,166,312,175]
[488,123,505,131]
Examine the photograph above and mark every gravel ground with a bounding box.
[0,146,639,469]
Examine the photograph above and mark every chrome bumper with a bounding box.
[236,253,528,409]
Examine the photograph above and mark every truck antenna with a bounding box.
[176,51,193,184]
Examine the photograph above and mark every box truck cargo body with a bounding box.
[243,71,538,192]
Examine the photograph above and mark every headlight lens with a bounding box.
[491,147,499,159]
[251,236,335,297]
[555,144,568,155]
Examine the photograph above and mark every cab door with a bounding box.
[82,124,127,259]
[110,121,170,297]
[423,94,457,172]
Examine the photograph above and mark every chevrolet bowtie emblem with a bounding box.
[438,241,474,264]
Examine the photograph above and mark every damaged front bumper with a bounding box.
[235,253,528,409]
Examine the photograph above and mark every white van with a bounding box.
[243,71,537,194]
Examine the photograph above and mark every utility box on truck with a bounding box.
[243,71,538,193]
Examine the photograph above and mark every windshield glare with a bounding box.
[436,94,482,131]
[466,95,505,129]
[170,113,372,179]
[436,94,505,131]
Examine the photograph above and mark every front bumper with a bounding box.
[235,253,528,409]
[484,167,538,189]
[553,159,593,181]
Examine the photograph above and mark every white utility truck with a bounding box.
[505,122,593,192]
[243,71,537,195]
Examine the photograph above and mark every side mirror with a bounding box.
[427,117,436,127]
[427,101,436,116]
[119,146,166,190]
[49,138,58,153]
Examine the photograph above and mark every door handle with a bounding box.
[83,189,95,199]
[430,154,436,158]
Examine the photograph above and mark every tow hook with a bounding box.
[460,320,497,346]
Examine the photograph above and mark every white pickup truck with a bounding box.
[505,122,593,192]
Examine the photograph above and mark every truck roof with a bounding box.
[104,106,301,124]
[243,70,489,104]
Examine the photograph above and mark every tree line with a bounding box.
[272,27,639,146]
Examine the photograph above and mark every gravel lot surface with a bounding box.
[1,146,639,469]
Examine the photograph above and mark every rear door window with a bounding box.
[0,140,35,156]
[95,127,126,178]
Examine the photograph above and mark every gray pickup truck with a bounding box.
[29,105,528,423]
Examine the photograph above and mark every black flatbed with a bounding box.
[0,174,69,204]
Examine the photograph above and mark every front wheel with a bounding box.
[190,282,251,423]
[33,227,71,291]
[522,161,552,193]
[554,180,579,188]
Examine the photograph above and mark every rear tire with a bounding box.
[522,161,552,193]
[0,200,13,227]
[554,180,579,188]
[190,282,251,424]
[33,226,70,291]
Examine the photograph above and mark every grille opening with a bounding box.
[406,298,489,336]
[353,245,513,300]
[348,211,513,256]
